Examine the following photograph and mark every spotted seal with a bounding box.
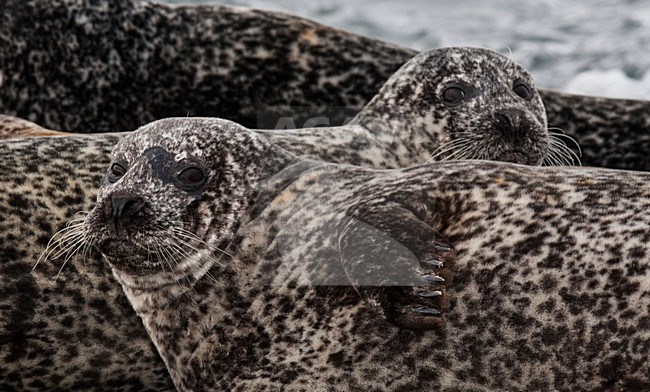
[1,45,557,389]
[0,0,408,131]
[3,0,649,170]
[79,117,649,391]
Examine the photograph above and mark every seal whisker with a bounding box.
[154,238,180,270]
[548,132,582,158]
[53,234,88,280]
[170,227,233,259]
[156,237,201,295]
[169,232,227,273]
[547,135,582,166]
[502,46,513,70]
[165,236,223,285]
[169,227,209,242]
[35,226,86,269]
[151,238,192,294]
[442,149,470,161]
[543,147,567,167]
[47,231,85,259]
[431,139,475,156]
[38,224,84,258]
[543,148,563,166]
[152,238,175,276]
[442,144,478,161]
[426,138,476,163]
[151,238,200,307]
[79,238,93,267]
[150,239,168,271]
[64,219,86,227]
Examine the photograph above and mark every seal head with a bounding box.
[352,47,549,165]
[84,118,294,283]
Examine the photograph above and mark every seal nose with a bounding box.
[108,195,146,232]
[495,110,524,141]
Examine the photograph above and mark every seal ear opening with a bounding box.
[338,204,455,331]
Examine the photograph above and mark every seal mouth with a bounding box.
[97,238,141,257]
[498,149,538,165]
[96,238,162,270]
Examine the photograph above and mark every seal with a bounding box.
[540,90,650,170]
[0,0,409,131]
[0,133,176,391]
[3,0,649,170]
[79,118,650,391]
[1,45,558,389]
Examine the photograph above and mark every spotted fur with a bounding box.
[541,91,650,170]
[0,0,407,132]
[0,134,175,391]
[88,118,650,391]
[2,0,649,170]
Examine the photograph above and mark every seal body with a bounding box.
[2,0,649,170]
[87,118,650,391]
[0,134,176,391]
[1,44,553,387]
[0,0,407,131]
[541,90,650,170]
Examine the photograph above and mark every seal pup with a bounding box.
[0,134,175,390]
[81,118,649,391]
[3,0,649,170]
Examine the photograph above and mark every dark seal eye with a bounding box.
[442,87,466,104]
[178,166,206,188]
[107,162,127,183]
[513,80,533,100]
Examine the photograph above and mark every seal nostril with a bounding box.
[500,113,514,129]
[111,196,146,229]
[496,110,523,141]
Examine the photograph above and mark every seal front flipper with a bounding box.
[338,203,455,330]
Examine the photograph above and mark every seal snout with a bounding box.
[105,193,147,235]
[495,109,526,142]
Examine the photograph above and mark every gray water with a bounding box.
[163,0,650,99]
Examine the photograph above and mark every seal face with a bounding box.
[79,118,650,391]
[84,119,296,287]
[351,47,551,166]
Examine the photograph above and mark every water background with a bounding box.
[162,0,650,99]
